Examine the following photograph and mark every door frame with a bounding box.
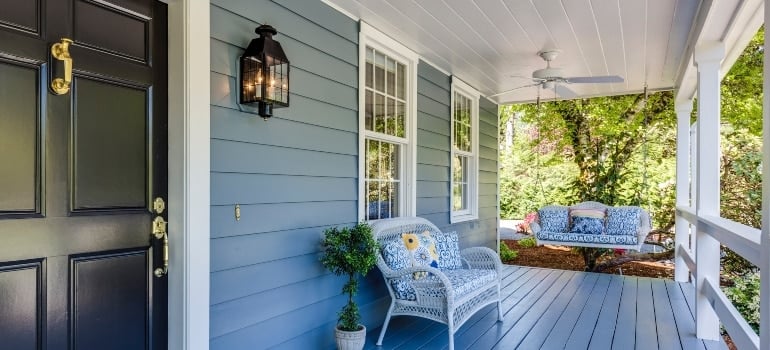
[164,1,211,349]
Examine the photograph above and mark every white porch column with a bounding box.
[693,42,724,341]
[674,99,693,282]
[167,0,211,349]
[761,6,770,349]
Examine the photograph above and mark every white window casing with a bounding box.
[358,22,418,221]
[450,77,480,223]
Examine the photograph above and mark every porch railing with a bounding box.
[675,205,760,349]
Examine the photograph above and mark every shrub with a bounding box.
[499,242,518,262]
[518,236,537,248]
[723,272,760,334]
[320,223,379,331]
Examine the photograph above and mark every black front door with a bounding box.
[0,0,168,349]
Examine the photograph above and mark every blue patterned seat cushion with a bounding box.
[537,231,639,246]
[390,268,497,301]
[433,231,462,270]
[569,208,606,235]
[538,206,569,233]
[606,207,642,236]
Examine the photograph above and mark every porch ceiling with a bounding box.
[324,0,762,105]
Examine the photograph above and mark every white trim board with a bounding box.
[166,0,211,349]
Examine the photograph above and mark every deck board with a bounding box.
[367,266,728,350]
[539,273,602,349]
[612,276,638,350]
[562,273,614,349]
[587,274,625,350]
[652,278,681,350]
[490,271,582,348]
[635,278,658,350]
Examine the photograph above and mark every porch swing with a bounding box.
[530,86,653,251]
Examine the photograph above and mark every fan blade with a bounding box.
[486,83,540,99]
[567,75,624,84]
[554,84,578,99]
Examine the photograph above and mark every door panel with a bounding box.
[0,60,40,215]
[73,77,148,211]
[0,0,41,35]
[0,0,168,349]
[72,251,148,349]
[0,260,43,350]
[73,1,149,62]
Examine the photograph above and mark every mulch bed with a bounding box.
[502,240,674,279]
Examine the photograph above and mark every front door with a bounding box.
[0,1,168,349]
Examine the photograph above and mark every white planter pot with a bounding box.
[335,325,366,350]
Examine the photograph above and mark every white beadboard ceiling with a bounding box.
[326,0,702,104]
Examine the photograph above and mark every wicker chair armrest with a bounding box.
[460,247,502,274]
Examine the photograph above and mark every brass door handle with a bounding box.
[152,216,168,277]
[51,38,73,95]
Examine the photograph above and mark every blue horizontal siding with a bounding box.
[209,1,499,347]
[415,61,498,248]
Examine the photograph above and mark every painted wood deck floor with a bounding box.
[365,265,728,350]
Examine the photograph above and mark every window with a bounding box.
[451,78,479,222]
[359,23,417,221]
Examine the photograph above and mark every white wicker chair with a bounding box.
[370,217,502,350]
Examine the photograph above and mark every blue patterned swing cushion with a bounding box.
[538,206,569,233]
[569,208,606,235]
[606,207,642,236]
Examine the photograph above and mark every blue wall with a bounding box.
[209,1,498,348]
[415,62,499,249]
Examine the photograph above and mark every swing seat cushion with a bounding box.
[538,206,570,233]
[606,207,642,236]
[568,208,606,235]
[536,231,639,246]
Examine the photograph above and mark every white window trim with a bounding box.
[358,22,418,221]
[450,77,480,223]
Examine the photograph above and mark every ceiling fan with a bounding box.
[489,50,624,99]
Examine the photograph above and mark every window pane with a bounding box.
[375,93,385,133]
[396,101,405,138]
[386,97,395,135]
[365,91,373,131]
[452,184,463,211]
[389,143,400,180]
[365,138,401,220]
[366,139,380,179]
[389,181,399,218]
[366,48,374,88]
[452,155,462,182]
[375,51,385,93]
[397,63,405,99]
[386,57,396,96]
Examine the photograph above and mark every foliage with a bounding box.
[516,212,538,233]
[320,223,379,332]
[499,242,518,261]
[518,236,537,249]
[723,273,761,334]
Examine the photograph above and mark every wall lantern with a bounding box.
[239,24,290,119]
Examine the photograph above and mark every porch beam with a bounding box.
[674,99,693,282]
[693,41,724,341]
[761,4,770,349]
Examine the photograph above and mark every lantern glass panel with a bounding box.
[242,56,263,103]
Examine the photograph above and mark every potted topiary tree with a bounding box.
[320,222,379,350]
